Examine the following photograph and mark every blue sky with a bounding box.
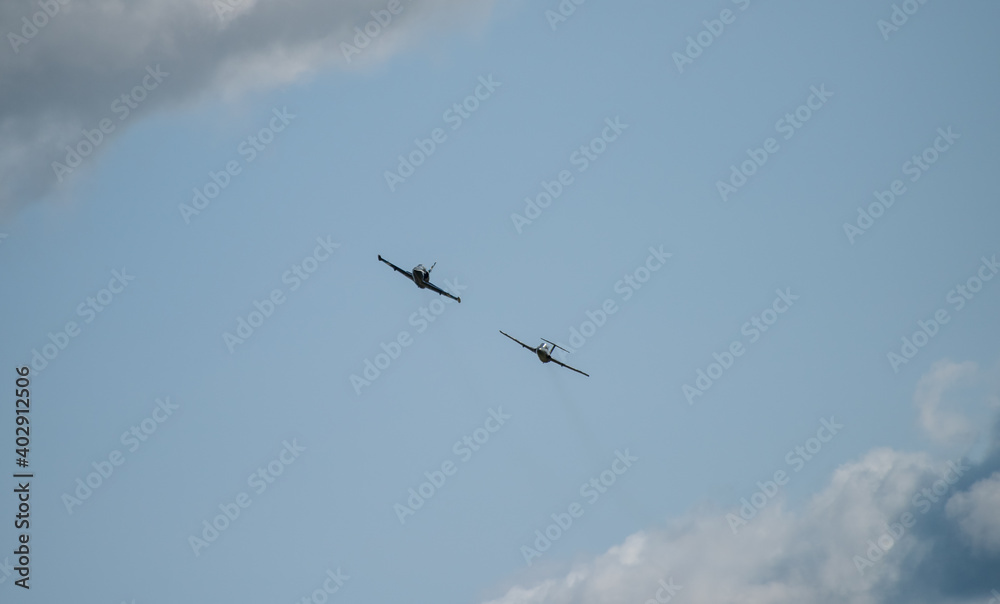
[2,1,999,602]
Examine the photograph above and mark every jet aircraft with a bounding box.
[378,255,461,303]
[499,330,589,377]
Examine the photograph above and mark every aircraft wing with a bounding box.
[378,255,413,280]
[549,356,590,377]
[499,330,536,352]
[425,280,461,303]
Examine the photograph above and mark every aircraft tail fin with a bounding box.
[541,338,570,354]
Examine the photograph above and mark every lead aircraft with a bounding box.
[499,331,589,377]
[378,255,461,303]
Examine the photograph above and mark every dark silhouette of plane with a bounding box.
[499,331,589,377]
[378,255,461,303]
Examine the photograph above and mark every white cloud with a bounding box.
[914,360,979,447]
[486,448,999,604]
[482,362,1000,604]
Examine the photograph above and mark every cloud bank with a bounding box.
[484,360,1000,604]
[0,0,494,220]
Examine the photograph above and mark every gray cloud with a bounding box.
[945,472,1000,554]
[482,365,1000,604]
[0,0,494,221]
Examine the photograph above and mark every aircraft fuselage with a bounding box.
[536,345,552,363]
[412,266,430,289]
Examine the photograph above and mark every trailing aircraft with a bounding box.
[499,330,589,377]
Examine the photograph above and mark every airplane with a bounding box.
[378,255,461,303]
[499,330,589,377]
